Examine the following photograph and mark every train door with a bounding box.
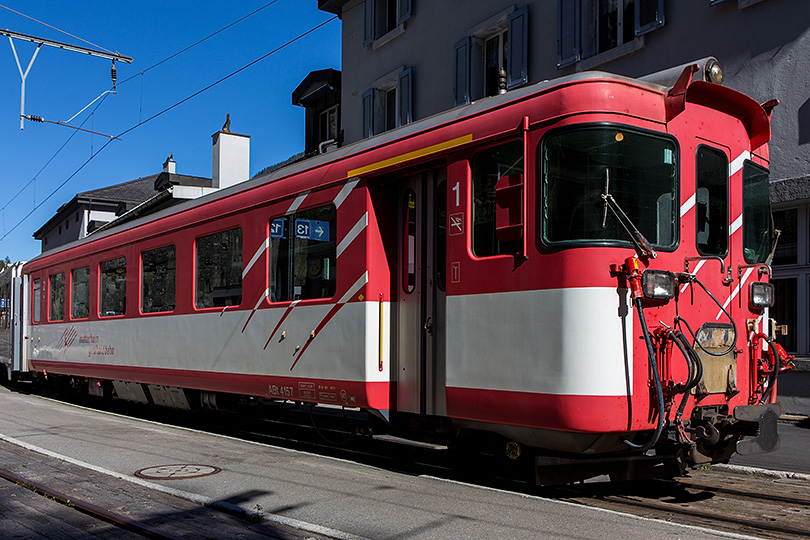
[12,273,28,373]
[397,169,447,416]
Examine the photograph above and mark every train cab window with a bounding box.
[471,141,523,257]
[742,161,772,264]
[269,205,336,302]
[142,245,176,313]
[49,272,65,321]
[71,266,90,319]
[696,146,729,257]
[542,126,677,249]
[32,279,41,323]
[196,228,242,308]
[100,257,126,317]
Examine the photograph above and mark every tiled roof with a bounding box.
[77,174,159,203]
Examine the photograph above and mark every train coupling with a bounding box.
[734,402,781,455]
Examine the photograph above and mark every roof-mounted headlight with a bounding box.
[705,59,724,85]
[642,270,676,300]
[749,282,774,309]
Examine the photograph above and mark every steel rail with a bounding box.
[600,493,810,539]
[0,466,183,540]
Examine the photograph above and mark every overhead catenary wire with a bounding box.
[0,15,338,243]
[0,3,116,54]
[1,1,280,214]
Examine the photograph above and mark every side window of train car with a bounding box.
[196,228,242,308]
[269,205,336,302]
[71,266,90,319]
[32,279,41,323]
[471,141,523,257]
[100,257,127,317]
[742,161,771,264]
[49,272,65,321]
[142,245,176,313]
[542,126,677,248]
[695,146,729,257]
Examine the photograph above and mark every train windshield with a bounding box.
[542,126,678,249]
[742,161,772,264]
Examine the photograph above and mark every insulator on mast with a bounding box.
[111,60,117,92]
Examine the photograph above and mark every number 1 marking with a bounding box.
[452,181,460,207]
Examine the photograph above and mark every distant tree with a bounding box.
[1,256,10,269]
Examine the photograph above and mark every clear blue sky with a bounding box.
[1,0,340,262]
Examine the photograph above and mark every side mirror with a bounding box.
[495,174,523,244]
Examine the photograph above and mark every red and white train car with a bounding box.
[14,59,790,482]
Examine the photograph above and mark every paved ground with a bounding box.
[729,420,810,475]
[0,385,803,540]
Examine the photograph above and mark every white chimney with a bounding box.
[212,130,250,189]
[163,154,176,174]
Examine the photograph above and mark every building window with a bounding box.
[558,0,665,68]
[772,278,797,353]
[196,228,242,308]
[362,67,413,138]
[71,266,90,319]
[363,0,412,45]
[100,257,126,317]
[454,6,529,106]
[695,146,729,257]
[319,106,339,145]
[32,279,41,323]
[142,245,176,313]
[49,272,65,321]
[772,209,798,265]
[472,141,524,257]
[771,203,808,357]
[269,205,336,302]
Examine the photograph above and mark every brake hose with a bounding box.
[623,296,665,452]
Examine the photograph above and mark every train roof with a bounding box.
[26,63,767,268]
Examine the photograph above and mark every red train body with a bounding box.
[12,63,789,482]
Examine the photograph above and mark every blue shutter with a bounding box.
[398,67,413,127]
[363,0,374,46]
[635,0,665,36]
[709,0,727,4]
[362,89,374,138]
[507,6,529,89]
[398,0,412,25]
[557,0,580,68]
[453,37,472,106]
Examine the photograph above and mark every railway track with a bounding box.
[9,386,810,539]
[552,472,810,540]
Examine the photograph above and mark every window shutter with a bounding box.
[453,37,472,106]
[362,89,374,138]
[635,0,665,36]
[363,0,374,45]
[398,67,413,127]
[557,0,580,68]
[398,0,412,25]
[507,6,529,90]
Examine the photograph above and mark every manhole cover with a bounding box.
[134,464,221,480]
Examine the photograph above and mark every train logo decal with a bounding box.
[60,326,77,351]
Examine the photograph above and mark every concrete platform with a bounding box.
[0,385,777,540]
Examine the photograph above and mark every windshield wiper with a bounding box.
[601,169,657,259]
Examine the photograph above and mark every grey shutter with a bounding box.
[362,89,374,138]
[507,6,529,89]
[453,37,472,106]
[635,0,665,36]
[398,67,413,127]
[398,0,412,25]
[363,0,374,45]
[557,0,580,68]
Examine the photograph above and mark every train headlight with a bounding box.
[749,282,774,309]
[642,270,676,300]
